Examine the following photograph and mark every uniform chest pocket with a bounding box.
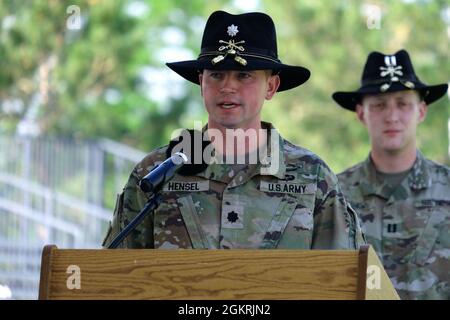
[260,194,299,249]
[259,191,317,249]
[412,200,448,266]
[153,193,194,249]
[177,195,209,249]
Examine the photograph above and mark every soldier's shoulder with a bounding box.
[133,145,169,179]
[424,157,450,181]
[282,139,333,173]
[337,161,365,181]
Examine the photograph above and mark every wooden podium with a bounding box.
[38,244,399,300]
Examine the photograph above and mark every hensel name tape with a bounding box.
[163,181,209,192]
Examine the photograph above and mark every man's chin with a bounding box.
[381,145,406,155]
[378,138,404,150]
[216,120,243,129]
[225,124,246,130]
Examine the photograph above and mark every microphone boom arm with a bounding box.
[107,194,161,249]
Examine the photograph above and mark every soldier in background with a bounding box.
[102,11,364,250]
[333,49,449,299]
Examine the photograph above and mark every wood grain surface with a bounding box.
[41,248,361,300]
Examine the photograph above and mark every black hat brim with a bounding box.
[332,82,448,111]
[166,58,310,92]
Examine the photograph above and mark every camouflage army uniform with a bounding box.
[103,122,364,250]
[338,151,450,299]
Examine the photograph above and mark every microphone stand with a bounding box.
[106,150,194,249]
[107,193,161,249]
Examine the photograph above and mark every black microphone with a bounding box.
[139,152,188,194]
[165,129,211,176]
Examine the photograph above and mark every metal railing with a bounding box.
[0,135,146,299]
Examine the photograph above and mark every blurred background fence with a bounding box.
[0,135,145,299]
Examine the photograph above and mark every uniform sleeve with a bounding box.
[102,167,154,248]
[311,163,366,249]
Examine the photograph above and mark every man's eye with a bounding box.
[209,72,223,79]
[238,72,251,79]
[373,102,384,108]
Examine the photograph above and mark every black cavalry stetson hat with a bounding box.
[332,49,448,111]
[166,10,310,92]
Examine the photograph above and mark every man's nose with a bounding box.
[384,100,400,122]
[220,73,238,93]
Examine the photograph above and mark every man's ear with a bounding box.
[355,104,366,124]
[265,74,280,100]
[198,72,203,96]
[418,101,428,123]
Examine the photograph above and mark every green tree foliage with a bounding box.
[0,0,234,149]
[1,0,449,172]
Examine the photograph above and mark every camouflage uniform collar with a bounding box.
[259,121,286,179]
[361,150,431,197]
[407,150,431,191]
[359,156,387,197]
[195,121,286,184]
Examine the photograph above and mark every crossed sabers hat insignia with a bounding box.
[211,25,247,66]
[379,55,414,92]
